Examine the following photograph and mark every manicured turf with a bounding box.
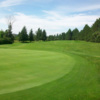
[0,49,74,94]
[0,41,100,100]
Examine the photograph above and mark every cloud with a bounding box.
[31,0,53,3]
[0,0,53,8]
[13,12,100,35]
[0,12,99,35]
[55,4,100,14]
[0,0,24,7]
[75,4,100,12]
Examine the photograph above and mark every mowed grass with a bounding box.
[0,40,100,100]
[0,49,74,94]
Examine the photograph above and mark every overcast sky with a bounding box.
[0,0,100,35]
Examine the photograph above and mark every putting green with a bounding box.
[0,49,75,94]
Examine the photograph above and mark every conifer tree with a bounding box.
[36,28,42,41]
[19,26,28,42]
[66,29,72,40]
[42,30,47,41]
[61,32,66,40]
[79,24,92,41]
[72,28,79,40]
[92,31,100,42]
[29,29,34,42]
[6,16,15,43]
[6,23,14,43]
[92,18,100,32]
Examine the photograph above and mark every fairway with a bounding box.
[0,49,74,94]
[0,41,100,100]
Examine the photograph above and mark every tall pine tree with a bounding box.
[19,26,28,42]
[79,24,92,41]
[29,29,34,42]
[91,18,100,32]
[6,23,14,43]
[36,28,42,41]
[42,30,47,41]
[72,28,79,40]
[66,29,72,40]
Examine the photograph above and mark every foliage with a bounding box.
[47,18,100,42]
[0,37,13,44]
[72,28,79,40]
[29,29,34,42]
[36,28,43,41]
[0,30,14,44]
[42,30,47,41]
[47,35,55,41]
[1,17,100,43]
[91,31,100,42]
[79,24,92,41]
[91,18,100,32]
[35,28,47,41]
[65,29,73,40]
[19,26,28,42]
[0,17,14,44]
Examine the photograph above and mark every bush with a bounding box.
[0,38,13,44]
[91,31,100,43]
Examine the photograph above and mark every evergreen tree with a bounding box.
[92,31,100,42]
[66,29,73,40]
[72,28,79,40]
[78,30,84,40]
[56,34,59,40]
[29,29,34,42]
[19,26,28,42]
[58,34,62,40]
[47,35,54,41]
[91,18,100,32]
[36,28,42,41]
[79,24,92,41]
[0,30,4,38]
[61,32,66,40]
[42,30,47,41]
[5,16,15,43]
[6,23,14,43]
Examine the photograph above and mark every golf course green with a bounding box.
[0,49,74,94]
[0,41,100,100]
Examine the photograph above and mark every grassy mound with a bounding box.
[0,41,100,100]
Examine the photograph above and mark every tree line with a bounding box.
[0,27,47,44]
[47,18,100,42]
[18,27,47,42]
[0,18,100,44]
[0,23,14,44]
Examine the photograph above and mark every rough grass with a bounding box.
[0,40,100,100]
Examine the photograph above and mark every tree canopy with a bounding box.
[19,26,28,42]
[29,29,34,42]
